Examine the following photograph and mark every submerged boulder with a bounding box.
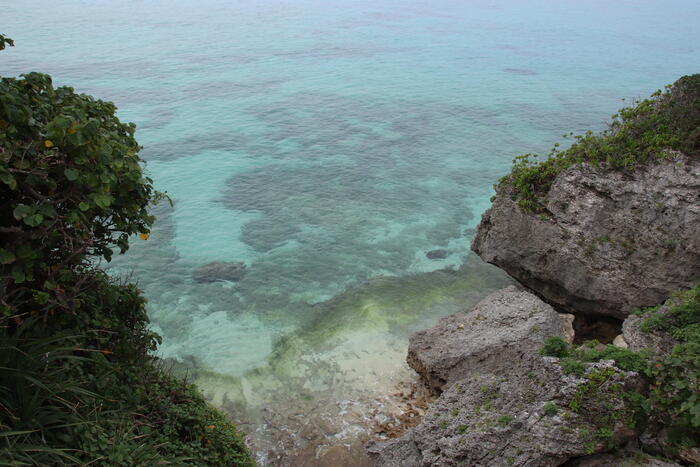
[369,360,642,466]
[407,286,571,393]
[472,154,700,319]
[192,261,247,283]
[426,249,449,260]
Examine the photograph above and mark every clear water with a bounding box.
[4,0,699,462]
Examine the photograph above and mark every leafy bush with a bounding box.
[0,71,166,319]
[545,284,699,454]
[501,74,700,212]
[543,402,558,416]
[541,336,570,357]
[0,39,253,465]
[644,284,700,438]
[561,357,586,376]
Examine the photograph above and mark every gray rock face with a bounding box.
[407,286,567,393]
[368,360,642,466]
[192,261,246,283]
[622,314,677,356]
[472,154,700,319]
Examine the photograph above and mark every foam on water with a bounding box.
[4,0,699,461]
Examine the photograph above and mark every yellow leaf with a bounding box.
[139,233,149,240]
[67,127,77,134]
[44,140,54,148]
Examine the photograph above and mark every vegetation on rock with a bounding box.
[0,38,253,465]
[542,283,699,457]
[502,74,700,212]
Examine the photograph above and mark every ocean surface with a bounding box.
[3,0,699,463]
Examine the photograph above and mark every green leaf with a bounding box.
[11,270,25,283]
[79,201,90,211]
[34,291,50,304]
[0,172,17,190]
[13,204,31,220]
[93,193,113,208]
[23,214,44,227]
[64,168,80,181]
[0,249,15,264]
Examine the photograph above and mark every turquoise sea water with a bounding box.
[4,0,700,462]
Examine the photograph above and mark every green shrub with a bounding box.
[543,402,558,416]
[0,70,167,319]
[641,283,700,339]
[0,40,253,465]
[497,415,513,426]
[501,74,700,212]
[561,357,586,376]
[643,284,700,443]
[541,336,570,358]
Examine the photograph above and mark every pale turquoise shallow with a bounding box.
[3,0,700,458]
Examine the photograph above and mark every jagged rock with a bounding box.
[472,153,700,319]
[407,286,568,393]
[640,425,700,465]
[560,313,576,344]
[426,249,449,260]
[192,261,246,283]
[622,300,678,356]
[368,360,642,466]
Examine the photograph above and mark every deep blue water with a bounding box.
[3,0,699,461]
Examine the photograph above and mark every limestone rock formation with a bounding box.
[192,261,247,283]
[472,153,700,319]
[406,286,569,393]
[622,296,684,356]
[368,360,642,466]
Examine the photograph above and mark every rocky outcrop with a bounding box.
[622,299,679,356]
[368,360,642,466]
[192,261,247,283]
[472,153,700,319]
[369,286,646,466]
[406,286,571,393]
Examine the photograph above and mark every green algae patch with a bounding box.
[266,255,510,367]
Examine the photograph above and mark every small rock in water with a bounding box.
[192,261,247,283]
[426,249,448,260]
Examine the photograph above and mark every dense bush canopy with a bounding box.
[0,72,165,319]
[0,38,253,465]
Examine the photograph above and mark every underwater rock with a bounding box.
[192,261,247,283]
[472,153,700,319]
[406,286,567,393]
[426,249,449,260]
[368,360,642,466]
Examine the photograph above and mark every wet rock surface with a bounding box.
[407,286,569,393]
[472,154,700,319]
[192,261,247,283]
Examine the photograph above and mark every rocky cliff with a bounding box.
[472,152,699,319]
[369,75,699,466]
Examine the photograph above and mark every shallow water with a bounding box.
[4,0,699,462]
